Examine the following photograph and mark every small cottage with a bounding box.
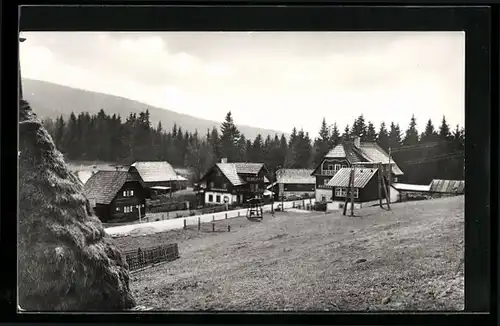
[326,166,400,210]
[84,170,147,222]
[267,168,315,199]
[197,158,270,206]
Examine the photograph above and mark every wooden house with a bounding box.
[197,159,270,206]
[129,161,188,198]
[267,168,315,199]
[326,166,400,210]
[311,136,404,202]
[84,170,147,222]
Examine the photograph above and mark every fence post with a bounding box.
[138,247,143,266]
[198,217,201,230]
[225,213,228,219]
[228,224,231,232]
[162,214,164,220]
[212,220,215,232]
[183,219,187,229]
[167,211,169,219]
[238,211,240,217]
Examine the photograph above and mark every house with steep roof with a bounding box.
[83,170,147,222]
[129,161,188,197]
[197,158,270,206]
[311,136,404,202]
[267,168,315,199]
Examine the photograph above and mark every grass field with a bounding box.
[112,196,464,311]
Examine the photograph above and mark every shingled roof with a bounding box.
[130,161,179,183]
[276,169,315,184]
[84,171,134,205]
[313,140,404,176]
[327,167,379,188]
[200,162,267,186]
[429,179,465,194]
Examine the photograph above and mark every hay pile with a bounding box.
[18,100,136,311]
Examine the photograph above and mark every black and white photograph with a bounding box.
[18,31,465,311]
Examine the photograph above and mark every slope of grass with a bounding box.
[118,196,464,311]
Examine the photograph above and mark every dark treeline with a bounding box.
[42,109,465,184]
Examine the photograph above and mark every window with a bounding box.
[130,190,134,196]
[222,183,227,189]
[224,196,229,203]
[209,182,215,188]
[342,164,348,168]
[116,207,120,212]
[334,164,341,171]
[208,194,214,202]
[216,195,221,203]
[328,164,334,170]
[323,179,331,187]
[335,187,359,198]
[123,190,134,197]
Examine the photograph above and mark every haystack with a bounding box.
[18,100,136,311]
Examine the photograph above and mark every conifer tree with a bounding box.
[439,115,451,140]
[377,122,390,151]
[219,111,241,162]
[403,114,419,146]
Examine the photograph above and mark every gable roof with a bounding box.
[429,179,465,194]
[359,142,404,176]
[326,167,379,189]
[312,141,404,176]
[200,162,268,186]
[84,171,137,205]
[130,161,179,183]
[276,169,315,184]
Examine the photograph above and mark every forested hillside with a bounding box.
[42,108,464,185]
[23,78,285,141]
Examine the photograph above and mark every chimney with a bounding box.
[353,136,361,149]
[221,158,228,163]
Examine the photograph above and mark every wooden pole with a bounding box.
[350,165,355,217]
[377,164,383,208]
[198,217,201,230]
[388,147,392,190]
[343,168,353,216]
[183,219,187,229]
[382,166,391,210]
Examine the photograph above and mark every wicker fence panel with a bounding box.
[123,243,180,271]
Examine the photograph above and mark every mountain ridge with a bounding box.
[22,79,289,140]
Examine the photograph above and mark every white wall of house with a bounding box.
[326,186,400,211]
[315,188,333,202]
[204,191,237,205]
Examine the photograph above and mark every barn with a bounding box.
[84,170,147,223]
[267,168,315,199]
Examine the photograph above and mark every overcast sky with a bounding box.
[20,31,464,136]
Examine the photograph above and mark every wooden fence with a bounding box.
[123,243,179,271]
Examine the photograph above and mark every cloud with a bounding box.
[19,31,464,136]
